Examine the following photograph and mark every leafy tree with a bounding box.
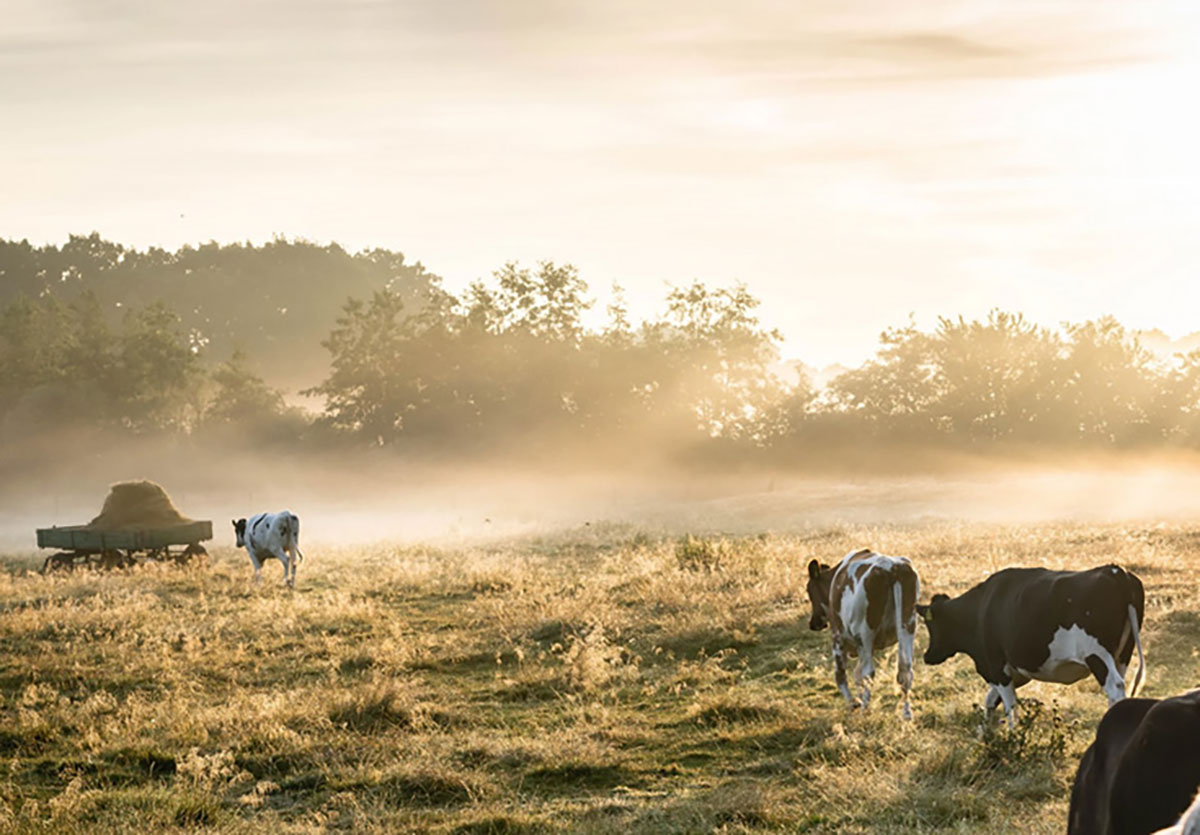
[827,320,941,437]
[930,311,1062,441]
[0,234,442,389]
[108,303,202,431]
[205,349,287,424]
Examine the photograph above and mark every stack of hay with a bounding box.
[87,480,194,530]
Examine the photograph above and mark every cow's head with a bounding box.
[806,559,835,631]
[916,593,955,664]
[232,518,247,548]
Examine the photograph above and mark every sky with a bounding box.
[4,0,1200,366]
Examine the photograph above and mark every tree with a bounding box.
[649,281,784,440]
[1060,318,1161,444]
[205,349,287,424]
[108,303,201,431]
[827,320,940,437]
[930,311,1063,441]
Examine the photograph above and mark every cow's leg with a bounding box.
[1085,650,1126,705]
[984,685,1002,713]
[896,628,915,721]
[247,549,263,585]
[995,681,1018,728]
[858,632,875,711]
[833,639,858,708]
[275,551,293,587]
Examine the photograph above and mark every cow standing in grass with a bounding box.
[918,564,1145,728]
[807,549,921,719]
[233,511,304,588]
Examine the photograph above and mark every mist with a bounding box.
[6,424,1200,556]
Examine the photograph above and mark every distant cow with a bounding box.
[807,548,920,719]
[918,564,1145,726]
[1069,690,1200,835]
[233,511,304,587]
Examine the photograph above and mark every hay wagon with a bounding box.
[37,520,213,573]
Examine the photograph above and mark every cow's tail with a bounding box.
[892,562,917,667]
[1120,567,1146,698]
[893,581,910,667]
[1127,603,1145,697]
[288,514,304,564]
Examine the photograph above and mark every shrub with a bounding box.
[973,699,1068,773]
[674,536,725,572]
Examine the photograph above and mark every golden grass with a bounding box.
[0,522,1197,832]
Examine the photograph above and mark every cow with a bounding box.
[233,511,304,587]
[1069,690,1200,835]
[917,564,1145,727]
[1154,791,1200,835]
[806,548,920,719]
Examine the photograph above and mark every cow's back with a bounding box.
[1108,692,1200,835]
[1069,697,1159,835]
[831,550,917,647]
[975,565,1140,674]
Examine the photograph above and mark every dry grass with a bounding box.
[0,521,1197,832]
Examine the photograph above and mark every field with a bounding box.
[0,520,1197,833]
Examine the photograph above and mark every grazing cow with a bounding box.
[1069,690,1200,835]
[807,548,920,719]
[233,511,304,587]
[917,564,1145,726]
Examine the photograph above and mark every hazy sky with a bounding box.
[5,1,1200,365]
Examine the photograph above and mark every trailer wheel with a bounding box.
[42,552,76,574]
[177,543,208,565]
[99,550,135,570]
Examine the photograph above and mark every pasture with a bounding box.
[0,521,1197,833]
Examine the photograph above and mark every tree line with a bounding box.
[2,235,1197,462]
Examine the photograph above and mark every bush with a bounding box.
[973,699,1068,773]
[675,536,725,572]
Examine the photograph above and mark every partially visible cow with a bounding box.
[1069,690,1200,835]
[233,511,304,587]
[806,548,920,719]
[918,564,1145,727]
[1154,790,1200,835]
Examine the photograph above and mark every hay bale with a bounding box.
[87,480,193,530]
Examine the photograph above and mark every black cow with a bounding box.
[1069,690,1200,835]
[917,564,1145,725]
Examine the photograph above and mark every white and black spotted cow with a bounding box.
[918,564,1145,727]
[807,548,921,719]
[233,511,304,587]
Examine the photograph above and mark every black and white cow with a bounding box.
[233,511,304,587]
[917,564,1145,726]
[1069,690,1200,835]
[807,548,921,719]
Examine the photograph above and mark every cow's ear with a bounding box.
[932,593,949,605]
[807,559,821,580]
[916,603,932,623]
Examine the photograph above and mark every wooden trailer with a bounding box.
[37,521,213,573]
